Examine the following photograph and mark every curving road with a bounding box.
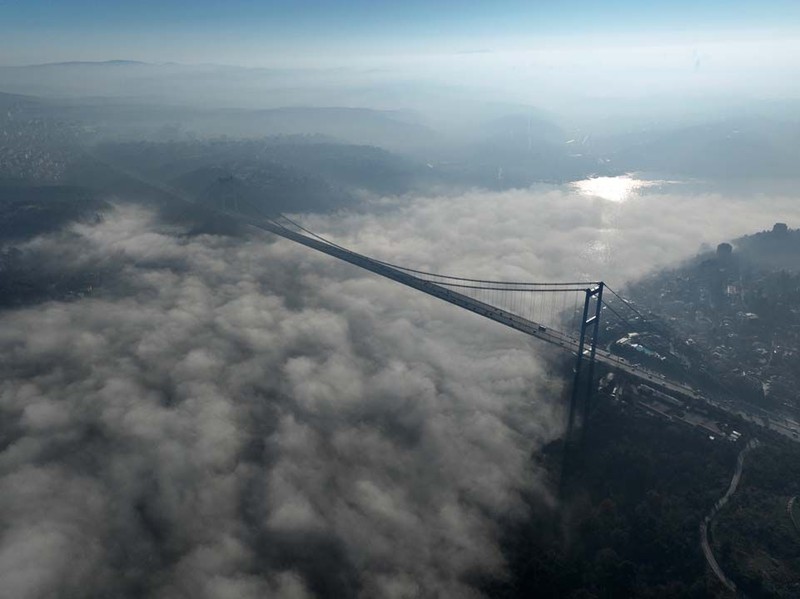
[700,438,760,594]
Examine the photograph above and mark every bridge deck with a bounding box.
[245,216,700,401]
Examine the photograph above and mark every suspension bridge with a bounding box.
[92,156,792,445]
[222,205,703,443]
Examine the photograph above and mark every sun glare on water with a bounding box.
[572,175,661,203]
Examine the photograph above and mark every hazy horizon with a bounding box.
[2,0,799,111]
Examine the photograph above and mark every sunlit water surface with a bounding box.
[572,174,664,203]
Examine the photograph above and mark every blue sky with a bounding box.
[1,0,799,65]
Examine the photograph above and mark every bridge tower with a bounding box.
[566,283,604,446]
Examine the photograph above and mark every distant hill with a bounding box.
[0,82,436,149]
[598,118,800,179]
[170,164,350,215]
[0,181,108,241]
[98,138,438,199]
[735,224,800,272]
[27,60,150,67]
[0,90,41,109]
[477,112,565,145]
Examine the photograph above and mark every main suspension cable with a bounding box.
[272,213,599,288]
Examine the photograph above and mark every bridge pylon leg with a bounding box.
[565,283,604,447]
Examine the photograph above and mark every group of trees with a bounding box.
[713,443,800,597]
[486,400,741,598]
[484,392,800,598]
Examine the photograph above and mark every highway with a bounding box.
[243,213,800,443]
[91,154,799,444]
[83,161,798,444]
[245,215,700,393]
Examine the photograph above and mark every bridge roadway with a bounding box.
[89,154,698,402]
[85,158,799,440]
[244,215,702,401]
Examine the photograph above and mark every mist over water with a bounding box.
[303,183,800,285]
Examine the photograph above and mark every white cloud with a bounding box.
[1,182,797,597]
[0,203,562,598]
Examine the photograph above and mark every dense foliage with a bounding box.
[487,400,739,598]
[713,443,800,597]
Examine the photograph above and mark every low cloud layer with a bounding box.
[2,183,799,598]
[0,205,562,599]
[307,184,800,288]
